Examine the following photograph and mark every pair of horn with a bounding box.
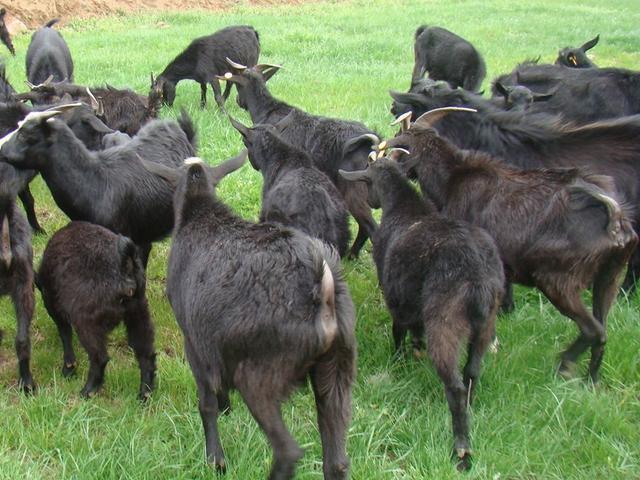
[391,107,477,132]
[224,57,284,75]
[0,102,84,148]
[25,74,54,91]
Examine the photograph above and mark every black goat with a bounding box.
[37,221,155,400]
[19,82,160,136]
[340,158,502,471]
[229,116,351,257]
[26,19,74,86]
[0,162,36,393]
[222,61,379,258]
[386,108,638,382]
[493,63,640,123]
[0,9,15,56]
[150,25,260,109]
[556,35,599,68]
[168,157,356,479]
[493,82,554,111]
[412,25,486,91]
[0,107,198,265]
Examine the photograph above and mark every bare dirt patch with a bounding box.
[2,0,311,29]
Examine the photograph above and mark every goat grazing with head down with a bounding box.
[167,157,356,479]
[387,108,638,383]
[340,156,503,471]
[150,25,260,109]
[229,115,351,257]
[220,59,379,258]
[0,162,36,393]
[26,19,74,86]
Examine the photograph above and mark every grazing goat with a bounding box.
[556,35,599,68]
[0,162,36,393]
[167,157,356,479]
[26,19,74,86]
[0,107,197,265]
[340,157,502,471]
[37,221,155,400]
[229,115,351,257]
[412,25,486,91]
[0,9,15,56]
[20,82,160,136]
[222,61,379,258]
[151,25,260,109]
[386,108,638,382]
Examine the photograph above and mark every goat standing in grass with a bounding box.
[340,156,503,471]
[167,157,356,479]
[387,108,637,383]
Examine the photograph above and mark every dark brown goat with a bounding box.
[37,221,155,400]
[387,108,638,382]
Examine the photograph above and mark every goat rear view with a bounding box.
[388,108,638,383]
[167,158,356,479]
[340,158,503,471]
[412,25,486,91]
[26,19,74,86]
[37,221,156,400]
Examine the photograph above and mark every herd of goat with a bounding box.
[0,13,637,478]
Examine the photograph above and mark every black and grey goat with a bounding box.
[167,157,356,479]
[221,61,379,258]
[150,25,260,109]
[229,115,351,257]
[340,157,503,471]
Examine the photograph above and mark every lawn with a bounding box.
[0,0,639,478]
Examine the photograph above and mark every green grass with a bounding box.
[1,0,640,478]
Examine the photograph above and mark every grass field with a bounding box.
[1,0,639,478]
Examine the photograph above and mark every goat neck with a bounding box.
[241,73,292,125]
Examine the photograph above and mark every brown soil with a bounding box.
[3,0,311,30]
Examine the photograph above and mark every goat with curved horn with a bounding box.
[414,106,477,129]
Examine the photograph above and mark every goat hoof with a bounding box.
[412,348,428,360]
[557,360,577,379]
[212,458,226,474]
[138,390,152,403]
[453,448,472,472]
[20,378,37,395]
[80,386,99,399]
[62,363,77,378]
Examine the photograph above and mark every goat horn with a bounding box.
[184,157,204,165]
[86,87,100,112]
[0,108,71,148]
[413,107,477,129]
[368,151,377,163]
[210,149,248,185]
[25,80,35,89]
[391,111,413,132]
[226,57,248,70]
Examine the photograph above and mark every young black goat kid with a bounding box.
[229,115,351,257]
[387,108,638,383]
[168,157,356,479]
[151,25,260,109]
[37,221,155,400]
[340,158,503,471]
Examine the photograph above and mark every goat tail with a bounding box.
[177,109,197,149]
[415,25,427,39]
[45,19,60,28]
[465,281,501,334]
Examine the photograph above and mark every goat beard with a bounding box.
[1,214,11,269]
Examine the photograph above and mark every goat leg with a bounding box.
[11,272,35,394]
[210,79,226,110]
[76,327,109,398]
[200,83,207,109]
[123,299,156,401]
[18,187,45,235]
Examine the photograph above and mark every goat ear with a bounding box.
[338,168,371,184]
[84,115,114,134]
[342,133,381,159]
[262,67,280,82]
[210,149,248,185]
[228,115,251,139]
[581,34,599,51]
[494,81,509,98]
[274,111,295,132]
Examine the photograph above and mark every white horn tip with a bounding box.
[391,111,413,126]
[184,157,205,165]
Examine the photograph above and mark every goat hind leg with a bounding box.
[342,182,377,259]
[200,83,207,108]
[123,300,156,401]
[236,377,303,480]
[210,79,225,109]
[19,187,45,235]
[12,276,35,393]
